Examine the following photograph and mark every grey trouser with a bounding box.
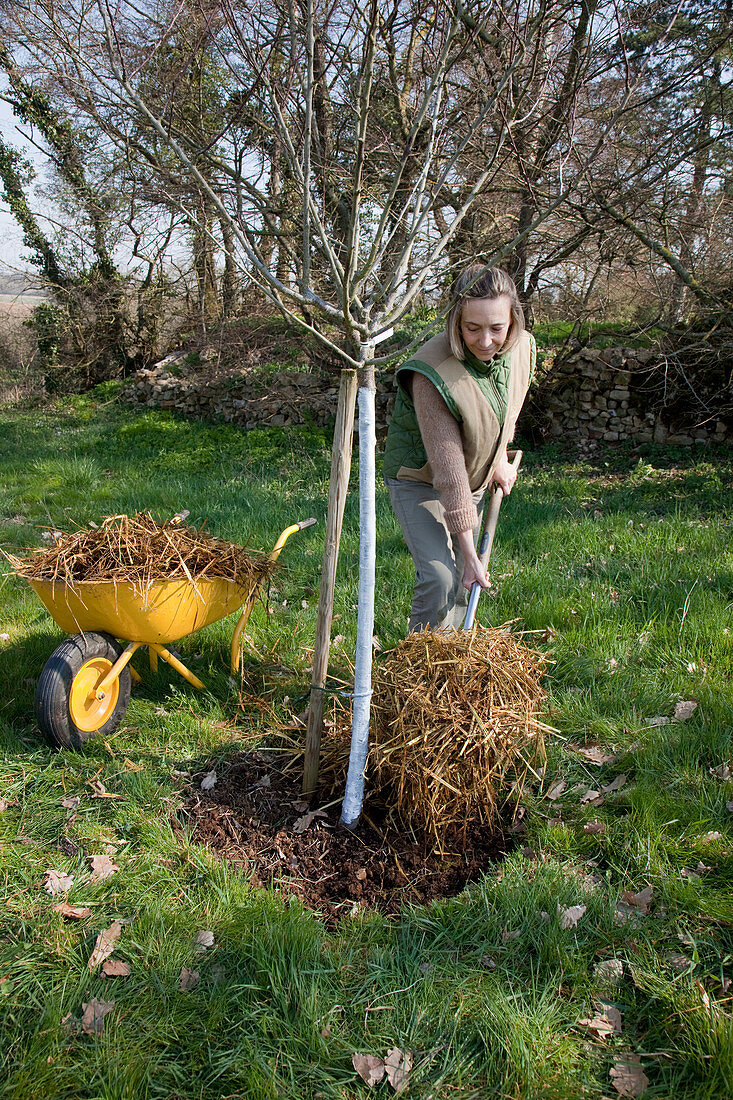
[386,477,485,633]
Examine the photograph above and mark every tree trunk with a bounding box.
[340,344,376,829]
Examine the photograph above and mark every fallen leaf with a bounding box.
[52,902,92,920]
[292,809,328,834]
[87,921,122,972]
[0,798,11,813]
[594,959,623,985]
[195,930,215,949]
[384,1047,413,1093]
[352,1053,385,1087]
[648,715,670,727]
[349,1051,383,1086]
[81,998,115,1036]
[610,1053,649,1096]
[200,770,217,791]
[580,1002,622,1040]
[480,955,497,970]
[89,779,121,799]
[621,885,653,914]
[602,773,627,793]
[680,867,700,881]
[43,869,74,895]
[666,953,690,971]
[101,958,131,977]
[700,831,723,843]
[584,821,606,835]
[710,763,731,781]
[501,928,521,942]
[581,789,603,805]
[559,903,587,929]
[673,699,697,722]
[60,796,80,812]
[576,745,616,766]
[545,779,566,801]
[88,854,119,883]
[179,967,200,991]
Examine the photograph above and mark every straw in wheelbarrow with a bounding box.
[9,512,276,590]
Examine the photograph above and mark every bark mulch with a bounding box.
[181,749,515,923]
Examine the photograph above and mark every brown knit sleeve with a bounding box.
[412,373,478,534]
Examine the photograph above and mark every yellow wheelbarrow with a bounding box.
[28,518,316,750]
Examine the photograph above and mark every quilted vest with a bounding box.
[383,330,534,491]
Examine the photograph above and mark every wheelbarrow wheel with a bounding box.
[35,632,131,750]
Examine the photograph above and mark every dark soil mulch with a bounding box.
[181,750,515,922]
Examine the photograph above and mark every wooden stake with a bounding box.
[302,367,358,799]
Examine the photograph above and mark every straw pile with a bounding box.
[10,512,275,591]
[364,626,547,846]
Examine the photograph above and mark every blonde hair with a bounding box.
[447,264,525,360]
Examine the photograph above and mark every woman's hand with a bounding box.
[457,529,490,591]
[491,450,517,495]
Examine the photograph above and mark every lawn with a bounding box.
[1,392,732,1099]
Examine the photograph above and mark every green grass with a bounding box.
[1,394,732,1098]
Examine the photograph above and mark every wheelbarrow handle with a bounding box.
[463,449,522,629]
[297,517,317,530]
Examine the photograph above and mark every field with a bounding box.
[1,392,732,1099]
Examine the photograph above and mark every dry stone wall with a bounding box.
[526,345,731,449]
[124,350,397,434]
[124,344,731,448]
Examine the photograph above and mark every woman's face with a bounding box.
[460,295,512,361]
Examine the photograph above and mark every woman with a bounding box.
[383,264,535,632]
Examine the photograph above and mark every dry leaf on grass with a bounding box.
[700,831,722,843]
[101,959,131,977]
[384,1048,413,1093]
[81,998,115,1036]
[60,796,80,812]
[89,779,121,800]
[88,854,119,883]
[584,821,606,835]
[594,959,623,986]
[559,904,587,929]
[581,789,603,805]
[201,770,217,791]
[673,700,697,722]
[610,1053,649,1097]
[43,869,73,895]
[545,779,566,801]
[353,1053,385,1087]
[88,921,122,972]
[575,745,616,766]
[650,700,697,728]
[0,798,11,813]
[52,902,92,920]
[579,1002,622,1040]
[709,763,731,781]
[602,774,627,793]
[179,967,200,991]
[621,885,653,914]
[195,930,215,949]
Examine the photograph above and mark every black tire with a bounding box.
[35,632,131,750]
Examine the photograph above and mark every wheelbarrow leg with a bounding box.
[149,643,206,690]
